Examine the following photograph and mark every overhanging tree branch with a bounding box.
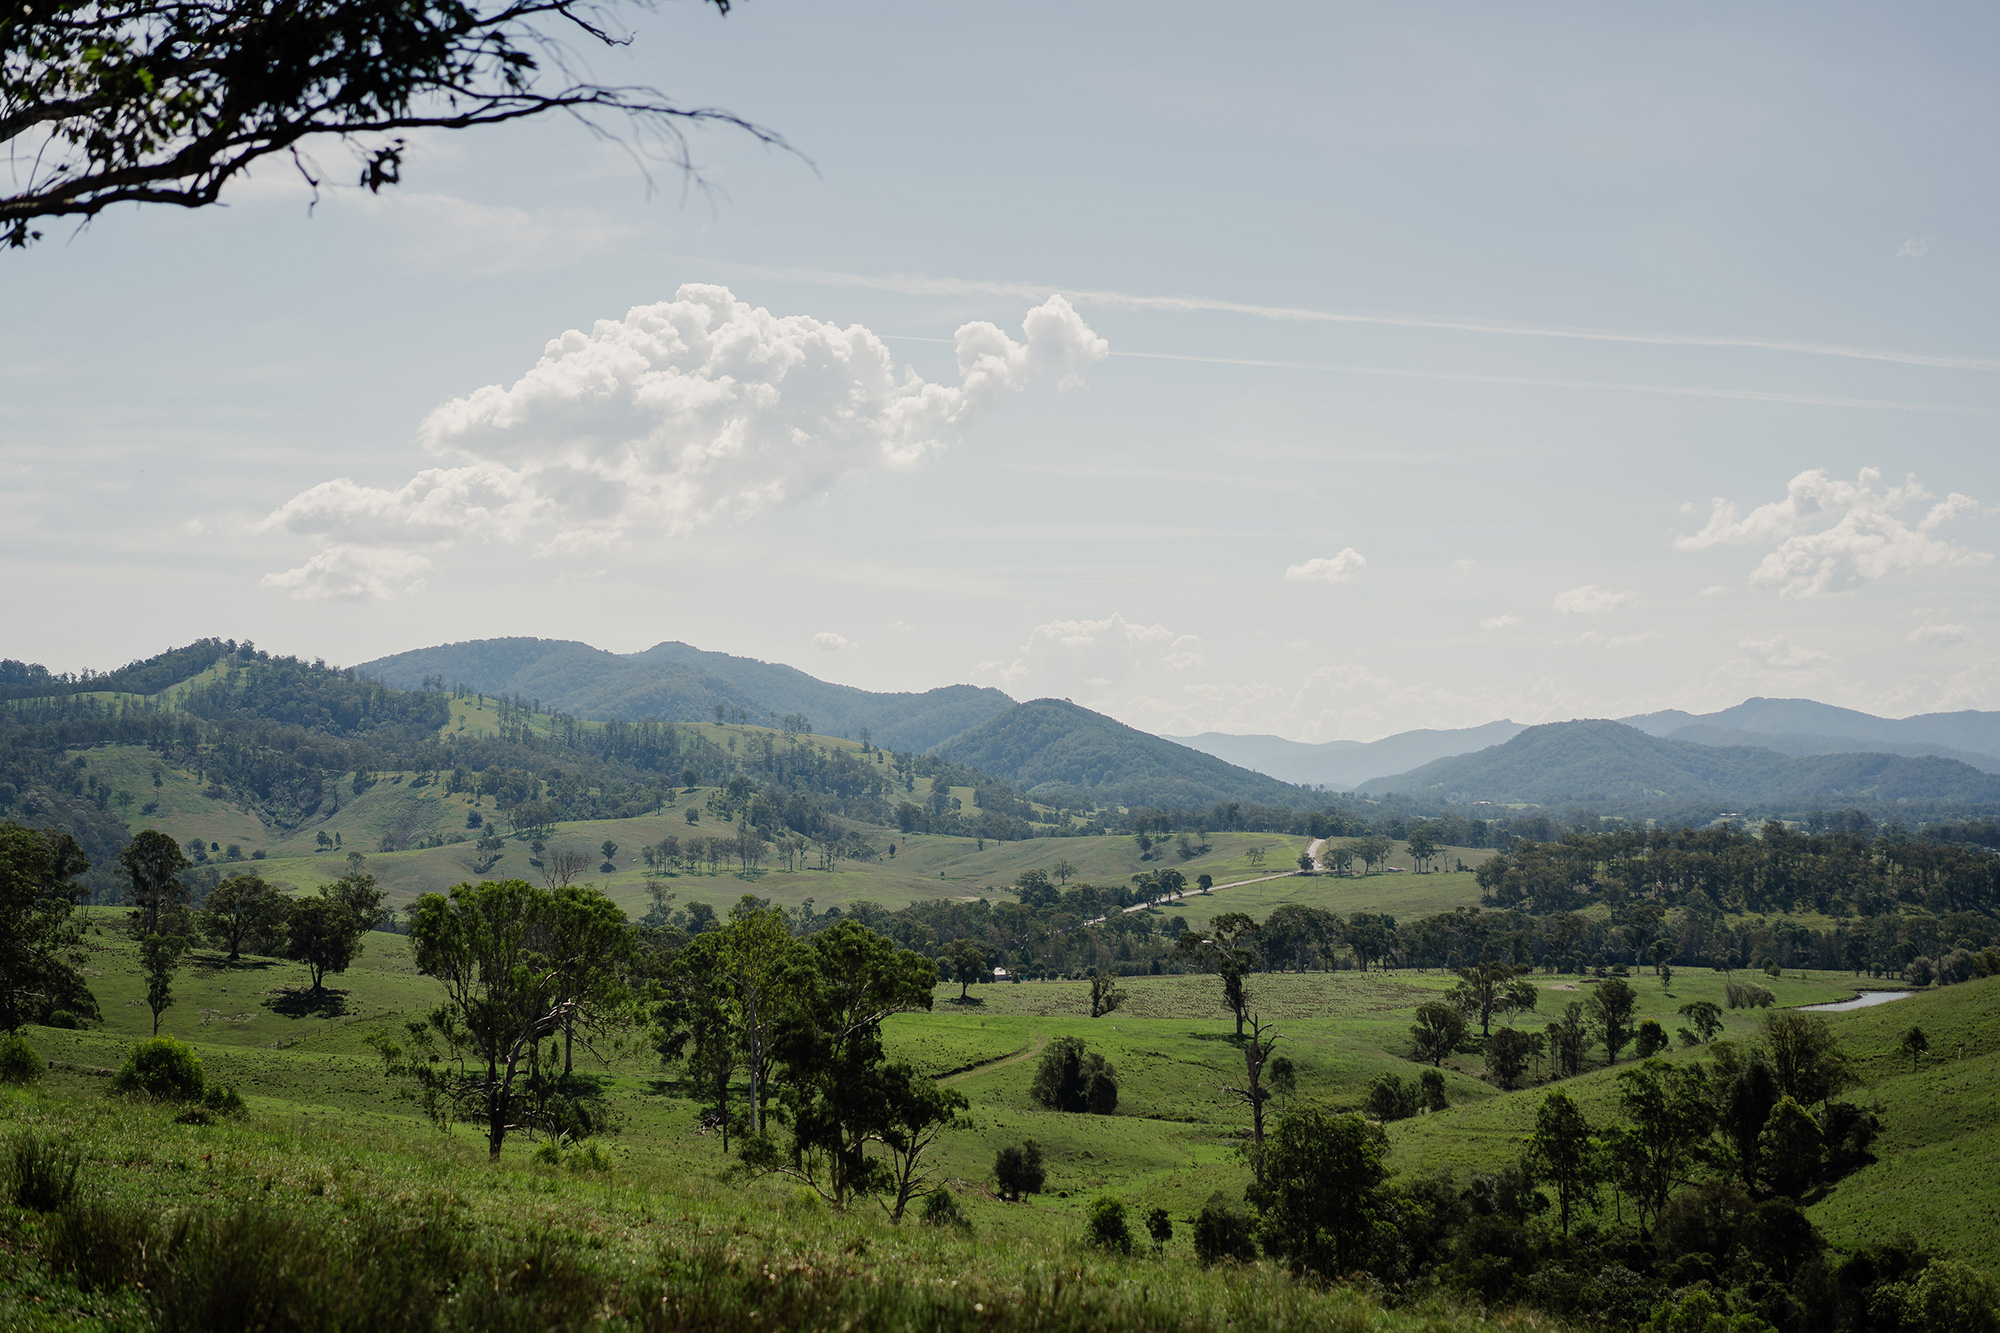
[2,0,793,247]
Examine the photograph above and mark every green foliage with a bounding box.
[1249,1108,1388,1280]
[110,1035,207,1102]
[1410,1000,1467,1065]
[1635,1018,1670,1059]
[0,822,99,1030]
[1084,1195,1133,1253]
[280,896,361,992]
[1872,1259,2000,1333]
[1192,1193,1258,1266]
[919,1186,971,1232]
[199,873,291,959]
[993,1141,1045,1200]
[1144,1205,1172,1253]
[1726,980,1777,1009]
[1758,1096,1824,1197]
[0,1029,41,1084]
[1029,1036,1118,1114]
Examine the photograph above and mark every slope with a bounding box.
[935,698,1315,809]
[1623,696,2000,760]
[1167,720,1529,789]
[356,636,1014,751]
[1358,719,2000,808]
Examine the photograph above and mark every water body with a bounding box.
[1799,990,1916,1013]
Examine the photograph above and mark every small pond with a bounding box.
[1799,990,1916,1013]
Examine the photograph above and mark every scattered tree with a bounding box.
[1591,977,1639,1063]
[1525,1090,1601,1237]
[993,1140,1045,1200]
[0,823,99,1031]
[139,930,186,1035]
[1249,1107,1388,1280]
[1411,1000,1468,1066]
[1030,1035,1118,1114]
[1901,1025,1930,1072]
[199,873,291,960]
[1089,968,1127,1018]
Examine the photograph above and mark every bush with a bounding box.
[920,1187,971,1232]
[993,1141,1046,1200]
[0,1030,42,1084]
[1030,1036,1118,1115]
[1193,1193,1258,1266]
[1725,980,1776,1010]
[6,1132,81,1211]
[1085,1195,1132,1253]
[111,1036,207,1102]
[1634,1019,1669,1059]
[1365,1072,1417,1122]
[1145,1206,1172,1253]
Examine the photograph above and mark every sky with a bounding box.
[4,0,1998,742]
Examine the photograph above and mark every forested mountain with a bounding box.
[357,637,1013,752]
[1167,720,1529,789]
[1360,719,2000,810]
[1621,696,2000,769]
[935,699,1314,809]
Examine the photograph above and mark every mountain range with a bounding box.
[1354,719,2000,808]
[353,637,2000,816]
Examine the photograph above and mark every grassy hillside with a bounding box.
[1362,718,2000,808]
[1389,976,2000,1268]
[936,699,1314,810]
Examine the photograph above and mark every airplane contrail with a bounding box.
[714,261,2000,374]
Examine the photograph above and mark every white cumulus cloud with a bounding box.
[258,285,1107,598]
[1908,623,1968,647]
[1739,635,1830,668]
[1284,548,1367,584]
[1551,585,1636,615]
[258,547,432,602]
[812,632,855,651]
[1674,467,1989,597]
[1480,614,1523,630]
[975,613,1206,696]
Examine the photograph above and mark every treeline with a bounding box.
[1476,824,2000,921]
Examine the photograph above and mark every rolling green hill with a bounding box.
[355,636,1015,752]
[1361,718,2000,809]
[934,699,1316,810]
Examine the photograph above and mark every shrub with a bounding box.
[1418,1068,1448,1112]
[1145,1206,1172,1254]
[0,1030,42,1084]
[1085,1195,1132,1253]
[111,1036,206,1102]
[1192,1193,1258,1266]
[993,1141,1045,1200]
[919,1187,971,1231]
[1365,1072,1417,1121]
[1907,956,1937,987]
[1634,1019,1669,1059]
[6,1132,81,1211]
[1725,980,1775,1010]
[1029,1037,1118,1115]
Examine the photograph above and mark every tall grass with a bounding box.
[5,1131,80,1211]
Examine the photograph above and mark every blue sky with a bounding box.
[4,0,1996,740]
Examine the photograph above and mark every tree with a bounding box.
[1607,1060,1715,1232]
[1901,1025,1930,1072]
[1344,912,1394,971]
[993,1140,1045,1200]
[1089,969,1126,1018]
[119,829,190,935]
[1317,844,1355,877]
[1678,1000,1724,1044]
[1591,977,1639,1063]
[1146,1205,1173,1255]
[1030,1035,1118,1114]
[710,900,801,1137]
[543,883,636,1073]
[542,848,589,889]
[946,939,987,1001]
[1761,1012,1856,1108]
[1085,1196,1133,1253]
[1051,859,1077,885]
[1176,912,1260,1037]
[1,0,784,249]
[139,930,186,1035]
[1418,1068,1448,1112]
[199,873,291,960]
[281,896,362,991]
[1296,852,1315,873]
[765,919,938,1208]
[1249,1107,1388,1280]
[1354,835,1393,874]
[1524,1090,1601,1237]
[600,840,619,872]
[875,1063,969,1223]
[1549,1001,1590,1076]
[0,823,100,1031]
[1633,1018,1669,1059]
[1218,1014,1281,1181]
[1719,1052,1780,1190]
[1758,1096,1823,1197]
[1453,960,1521,1037]
[1406,829,1438,872]
[1485,1026,1535,1090]
[1411,1000,1468,1066]
[378,877,633,1156]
